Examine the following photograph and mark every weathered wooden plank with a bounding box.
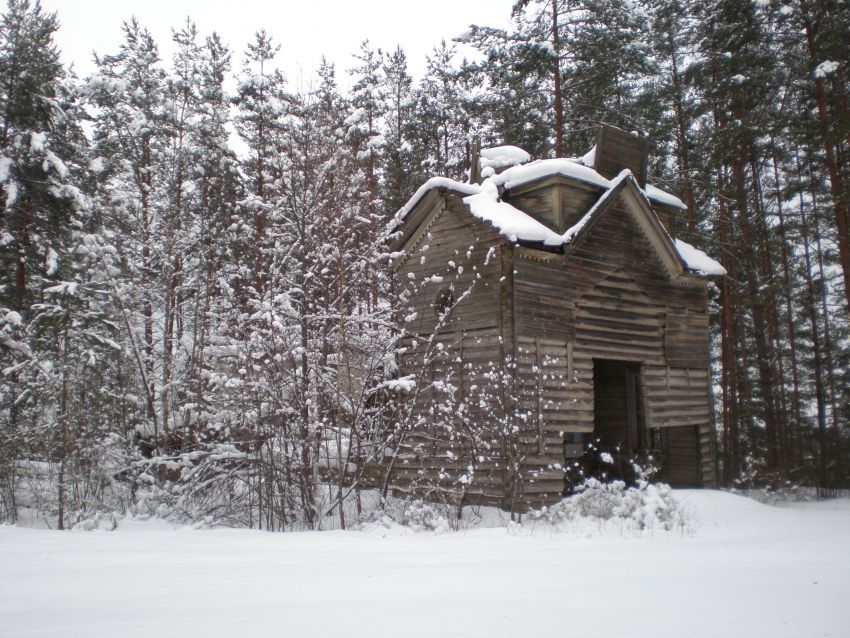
[390,153,716,510]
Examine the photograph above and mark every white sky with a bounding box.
[40,0,516,87]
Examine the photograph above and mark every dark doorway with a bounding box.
[592,359,645,455]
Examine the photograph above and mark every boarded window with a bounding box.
[664,309,709,368]
[433,285,455,318]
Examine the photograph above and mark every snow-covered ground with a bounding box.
[1,490,848,638]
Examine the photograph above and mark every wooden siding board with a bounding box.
[390,170,715,509]
[665,309,710,368]
[398,196,503,337]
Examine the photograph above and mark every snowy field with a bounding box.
[1,490,849,638]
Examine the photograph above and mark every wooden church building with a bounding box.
[386,125,725,511]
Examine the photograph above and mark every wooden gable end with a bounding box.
[388,188,445,255]
[563,179,687,285]
[512,181,707,346]
[391,192,514,506]
[512,185,711,429]
[393,191,505,336]
[561,188,712,479]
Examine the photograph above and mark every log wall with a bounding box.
[391,193,513,507]
[390,183,717,511]
[392,327,510,506]
[511,199,715,502]
[395,194,503,336]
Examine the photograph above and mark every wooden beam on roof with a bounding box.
[469,137,482,185]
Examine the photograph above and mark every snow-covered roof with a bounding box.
[390,147,722,276]
[674,239,727,276]
[391,146,686,236]
[491,158,610,191]
[388,176,479,233]
[645,184,686,210]
[463,179,564,246]
[491,157,687,210]
[464,169,661,253]
[479,145,531,170]
[578,144,596,167]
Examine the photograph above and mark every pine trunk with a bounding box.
[731,147,781,475]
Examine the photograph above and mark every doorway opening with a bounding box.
[592,359,648,456]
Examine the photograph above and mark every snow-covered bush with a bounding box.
[563,438,661,493]
[350,495,455,533]
[400,499,452,533]
[531,476,686,531]
[127,444,258,529]
[9,434,136,529]
[72,511,119,531]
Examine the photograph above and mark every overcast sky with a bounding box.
[40,0,516,87]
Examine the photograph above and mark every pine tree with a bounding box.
[509,0,565,155]
[0,0,134,526]
[412,41,470,180]
[0,0,94,523]
[0,0,80,314]
[179,31,240,438]
[641,0,700,234]
[792,0,850,311]
[87,19,166,446]
[701,0,785,475]
[232,30,290,300]
[380,46,416,216]
[456,22,552,159]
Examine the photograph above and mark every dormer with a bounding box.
[478,125,681,235]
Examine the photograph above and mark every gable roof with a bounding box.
[388,153,686,234]
[674,238,728,276]
[388,176,479,235]
[389,160,724,278]
[560,170,687,280]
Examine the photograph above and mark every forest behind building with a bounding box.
[0,0,848,530]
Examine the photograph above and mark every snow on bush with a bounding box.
[351,496,454,534]
[531,477,686,532]
[401,499,452,533]
[72,511,120,532]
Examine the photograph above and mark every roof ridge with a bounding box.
[561,169,633,244]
